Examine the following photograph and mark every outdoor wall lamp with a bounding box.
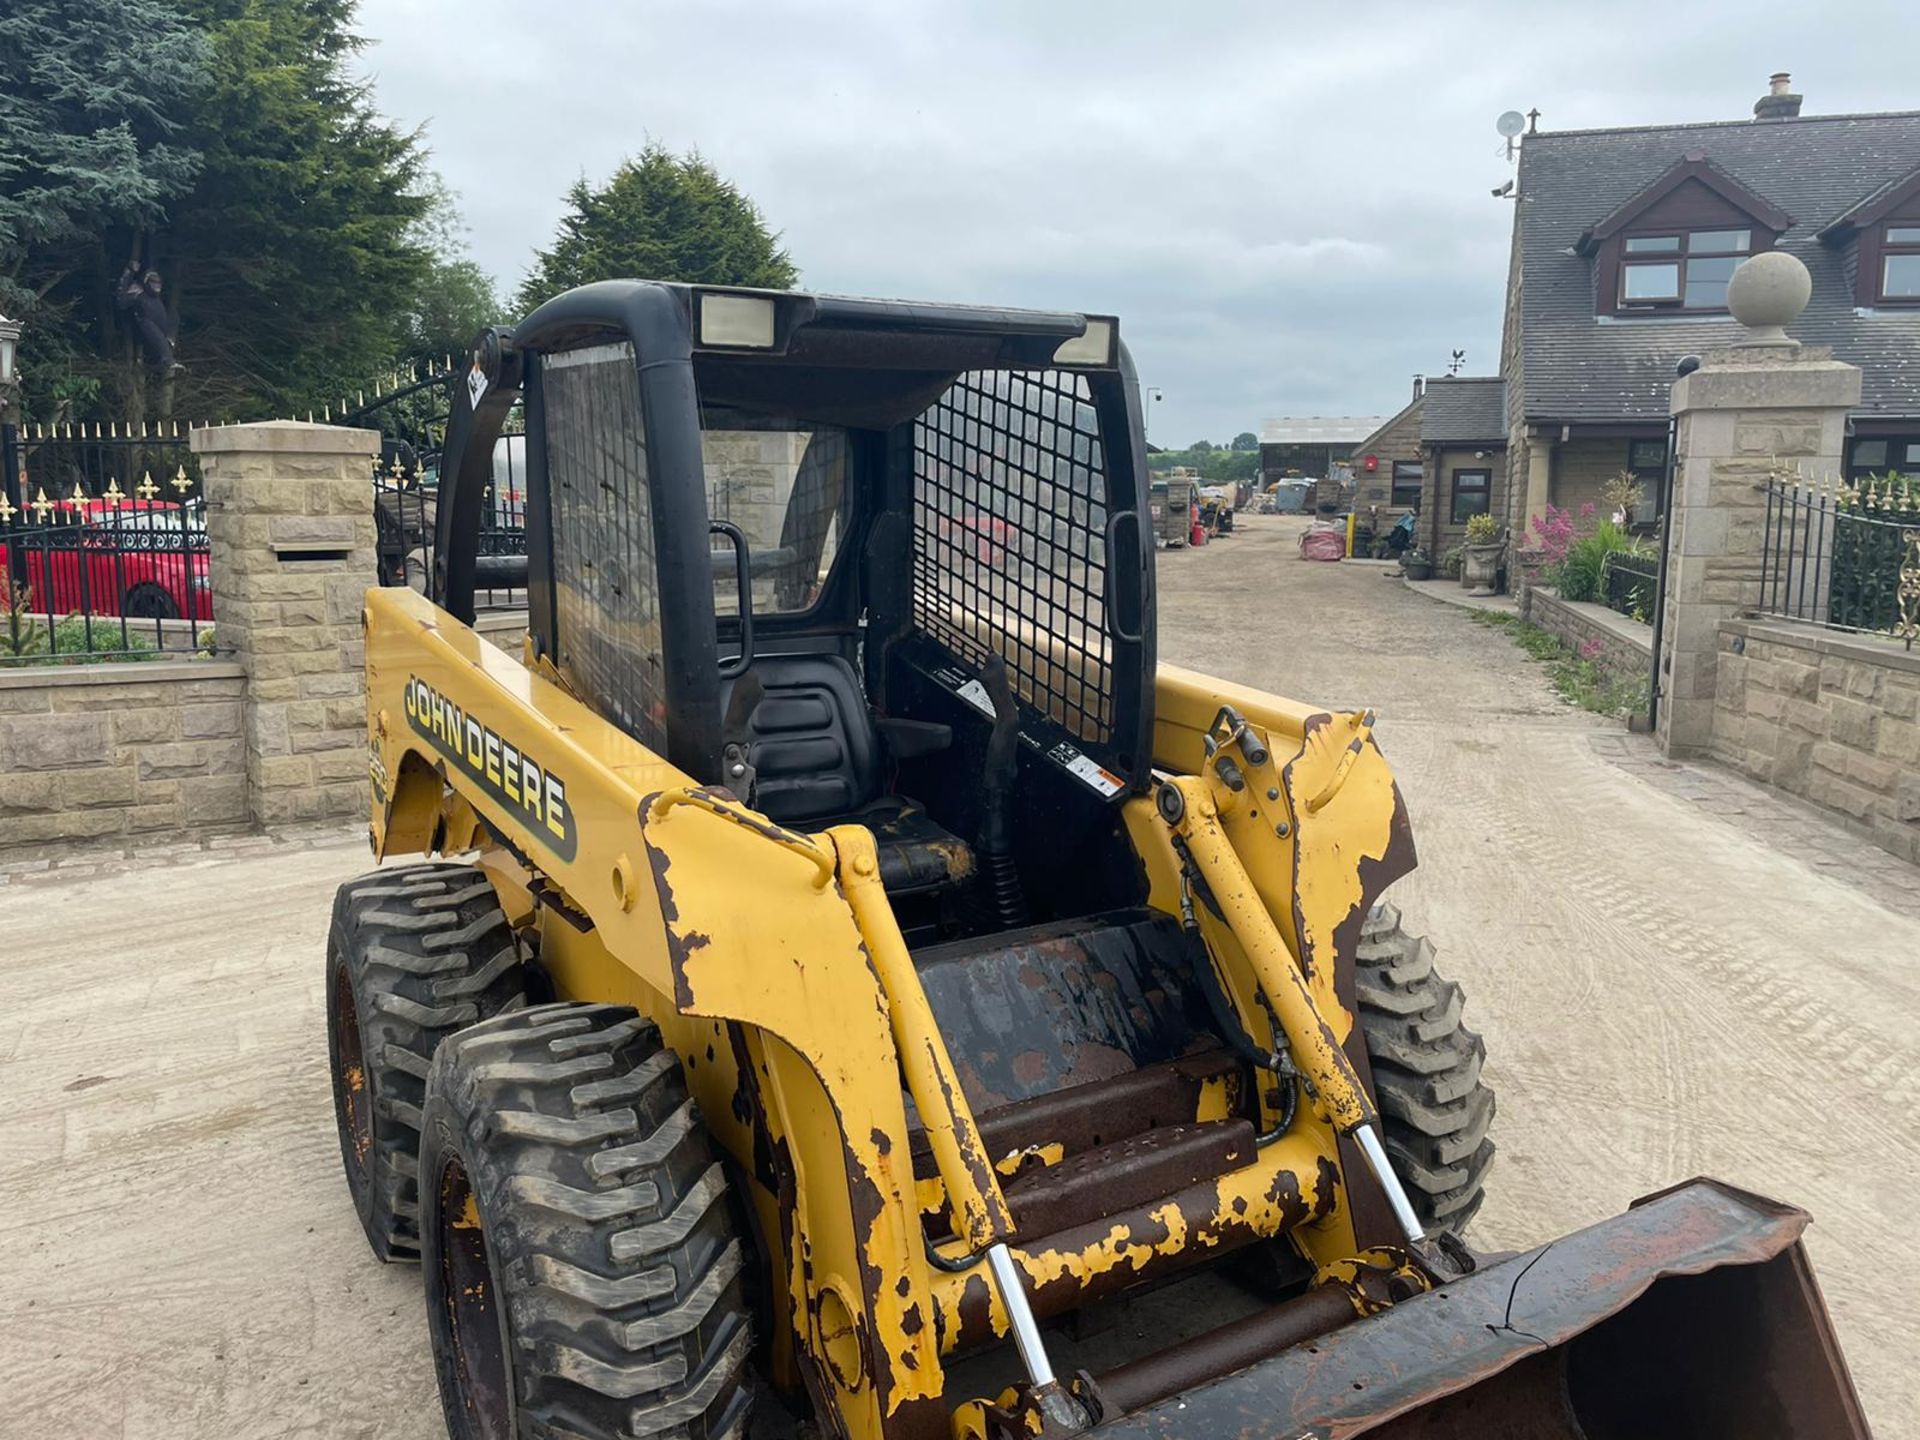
[0,313,20,411]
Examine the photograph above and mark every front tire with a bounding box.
[1354,902,1496,1235]
[327,864,528,1261]
[419,1002,754,1440]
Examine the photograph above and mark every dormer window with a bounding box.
[1819,164,1920,307]
[1619,228,1753,310]
[1880,225,1920,302]
[1580,153,1790,320]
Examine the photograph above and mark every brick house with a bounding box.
[1348,376,1508,554]
[1500,75,1920,544]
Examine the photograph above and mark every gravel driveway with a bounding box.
[3,512,1915,1436]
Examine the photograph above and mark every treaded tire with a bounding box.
[418,1002,753,1440]
[328,863,528,1262]
[1354,902,1496,1234]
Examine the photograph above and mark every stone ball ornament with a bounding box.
[1726,251,1812,342]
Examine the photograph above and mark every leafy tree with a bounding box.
[1231,431,1259,452]
[1148,445,1259,485]
[519,145,797,309]
[10,0,432,422]
[0,0,207,418]
[398,178,501,362]
[1190,439,1216,453]
[153,0,430,418]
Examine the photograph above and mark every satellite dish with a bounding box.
[1496,110,1527,139]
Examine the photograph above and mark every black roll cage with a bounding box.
[434,280,1157,789]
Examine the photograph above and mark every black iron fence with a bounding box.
[0,361,536,663]
[1,420,215,663]
[1600,551,1659,622]
[1757,473,1920,650]
[348,366,528,608]
[1,484,212,665]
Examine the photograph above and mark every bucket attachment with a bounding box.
[1078,1178,1868,1439]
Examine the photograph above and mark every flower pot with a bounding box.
[1403,556,1433,581]
[1461,542,1502,597]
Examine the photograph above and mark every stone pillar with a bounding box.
[1658,254,1861,757]
[192,421,381,825]
[1520,432,1552,542]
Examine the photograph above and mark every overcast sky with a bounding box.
[351,1,1917,445]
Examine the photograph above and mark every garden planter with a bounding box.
[1403,556,1433,581]
[1461,542,1502,597]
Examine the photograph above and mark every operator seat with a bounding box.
[719,654,974,895]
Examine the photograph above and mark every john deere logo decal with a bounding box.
[405,675,576,860]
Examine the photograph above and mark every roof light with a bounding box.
[699,293,777,348]
[1053,319,1114,366]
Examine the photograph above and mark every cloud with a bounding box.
[349,0,1918,441]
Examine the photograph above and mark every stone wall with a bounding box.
[1712,620,1920,864]
[1520,585,1652,688]
[0,661,249,848]
[474,610,528,653]
[1552,436,1633,518]
[1426,445,1509,556]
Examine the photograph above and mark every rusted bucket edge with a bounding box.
[1088,1177,1840,1439]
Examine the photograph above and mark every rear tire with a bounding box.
[327,864,528,1262]
[1354,902,1496,1235]
[419,1002,753,1440]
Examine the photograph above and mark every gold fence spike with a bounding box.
[173,465,191,494]
[0,495,13,523]
[104,478,125,501]
[138,471,159,499]
[30,487,54,519]
[69,481,85,503]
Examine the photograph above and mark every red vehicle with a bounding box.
[1,497,212,622]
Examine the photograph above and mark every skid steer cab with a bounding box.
[327,281,1869,1440]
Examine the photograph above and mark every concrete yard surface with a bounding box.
[3,512,1917,1437]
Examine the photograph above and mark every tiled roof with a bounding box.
[1259,416,1388,445]
[1420,377,1507,443]
[1514,111,1920,425]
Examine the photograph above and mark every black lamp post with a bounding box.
[0,313,23,587]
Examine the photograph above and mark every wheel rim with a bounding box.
[329,963,372,1181]
[123,583,178,620]
[436,1155,512,1440]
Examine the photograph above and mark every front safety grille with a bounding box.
[910,370,1113,743]
[542,341,667,752]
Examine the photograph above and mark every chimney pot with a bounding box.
[1413,374,1424,400]
[1754,73,1803,121]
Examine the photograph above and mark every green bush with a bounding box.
[1830,471,1920,633]
[2,589,164,666]
[1463,512,1499,545]
[1553,520,1641,602]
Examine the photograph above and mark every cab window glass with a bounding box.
[702,408,852,616]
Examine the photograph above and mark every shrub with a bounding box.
[1830,470,1920,633]
[1599,470,1647,524]
[1464,512,1499,545]
[1,587,163,666]
[1554,520,1641,603]
[1440,545,1465,580]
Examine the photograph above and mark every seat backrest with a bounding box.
[720,653,879,823]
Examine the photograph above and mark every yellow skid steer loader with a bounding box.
[328,281,1870,1440]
